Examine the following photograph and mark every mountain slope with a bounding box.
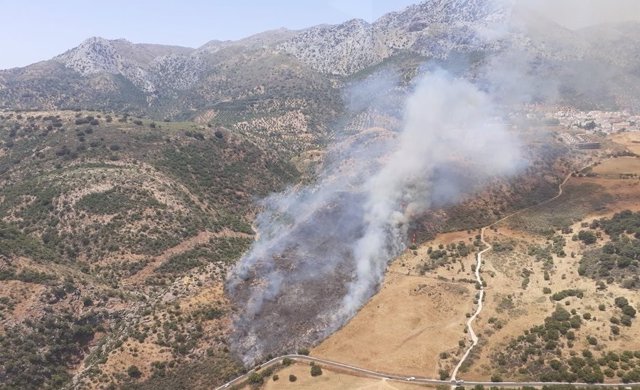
[0,109,300,389]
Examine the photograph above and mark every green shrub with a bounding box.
[578,230,597,244]
[551,289,583,301]
[247,372,263,384]
[615,297,629,308]
[310,365,322,377]
[622,305,636,318]
[127,365,142,378]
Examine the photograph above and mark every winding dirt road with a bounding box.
[449,226,488,383]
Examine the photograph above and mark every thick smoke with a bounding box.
[226,68,524,364]
[338,70,522,317]
[518,0,640,30]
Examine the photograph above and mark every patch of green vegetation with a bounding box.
[155,237,252,274]
[0,267,57,284]
[0,221,56,262]
[596,210,640,239]
[492,298,640,384]
[0,311,103,389]
[551,289,584,301]
[121,354,242,390]
[579,211,640,289]
[77,187,163,215]
[577,230,597,245]
[493,239,516,253]
[418,241,474,274]
[491,305,603,383]
[158,138,298,216]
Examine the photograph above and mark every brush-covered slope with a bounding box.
[0,110,299,389]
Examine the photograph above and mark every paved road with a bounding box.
[216,354,640,389]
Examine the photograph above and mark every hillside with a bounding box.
[0,110,300,389]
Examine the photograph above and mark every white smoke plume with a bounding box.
[337,69,522,317]
[226,67,525,364]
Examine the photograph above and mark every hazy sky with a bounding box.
[1,0,639,70]
[521,0,640,29]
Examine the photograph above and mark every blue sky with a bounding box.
[0,0,417,69]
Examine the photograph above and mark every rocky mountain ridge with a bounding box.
[1,1,640,118]
[278,0,509,75]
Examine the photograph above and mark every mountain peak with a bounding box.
[55,37,124,75]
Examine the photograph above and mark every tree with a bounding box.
[615,297,629,308]
[247,372,263,385]
[289,374,297,382]
[622,305,636,318]
[127,365,142,378]
[578,230,597,245]
[310,365,323,377]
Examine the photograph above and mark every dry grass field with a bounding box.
[611,132,640,155]
[311,231,479,380]
[593,157,640,178]
[257,363,433,390]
